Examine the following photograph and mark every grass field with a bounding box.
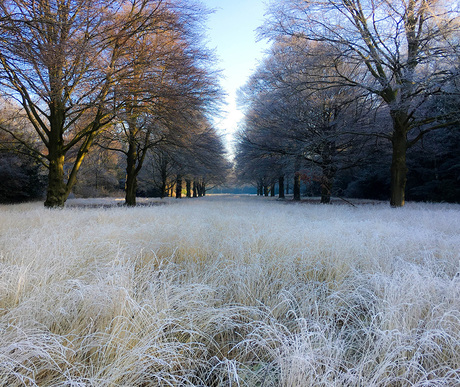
[0,195,459,386]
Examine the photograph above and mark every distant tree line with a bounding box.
[0,0,229,206]
[235,0,460,206]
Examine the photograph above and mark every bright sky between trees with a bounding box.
[204,0,269,154]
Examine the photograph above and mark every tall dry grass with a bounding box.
[0,195,459,386]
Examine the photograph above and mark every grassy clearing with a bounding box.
[0,195,459,386]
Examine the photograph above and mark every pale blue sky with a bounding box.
[203,0,269,149]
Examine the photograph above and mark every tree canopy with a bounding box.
[0,0,225,206]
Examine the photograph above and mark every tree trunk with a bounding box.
[125,140,138,206]
[320,142,336,204]
[125,171,137,206]
[270,184,275,197]
[257,181,262,196]
[390,120,408,207]
[278,176,285,199]
[159,159,168,198]
[320,167,335,204]
[193,181,198,197]
[160,178,167,198]
[264,185,269,197]
[320,181,331,204]
[186,179,191,198]
[293,173,301,201]
[196,181,205,197]
[44,153,67,207]
[293,156,301,201]
[176,175,182,198]
[44,105,68,208]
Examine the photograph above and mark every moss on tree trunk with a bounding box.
[44,155,67,208]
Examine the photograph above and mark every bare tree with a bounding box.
[263,0,460,206]
[0,0,174,207]
[95,1,221,206]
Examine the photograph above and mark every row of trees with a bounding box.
[235,0,460,207]
[0,0,228,207]
[73,121,229,200]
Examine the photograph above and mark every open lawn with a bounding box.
[0,195,459,386]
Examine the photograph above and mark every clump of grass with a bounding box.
[0,196,459,385]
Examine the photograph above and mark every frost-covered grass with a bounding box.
[0,195,459,386]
